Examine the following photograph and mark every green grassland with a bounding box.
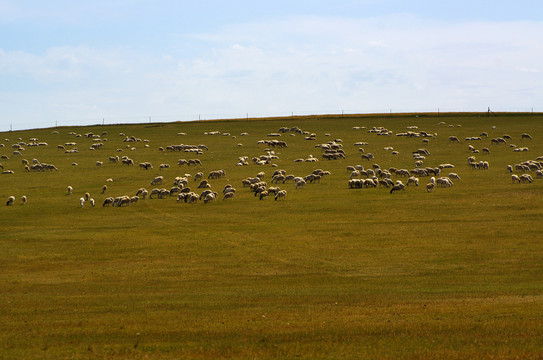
[1,113,542,359]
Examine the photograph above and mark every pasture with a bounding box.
[1,113,542,359]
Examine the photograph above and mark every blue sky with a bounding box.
[1,0,542,130]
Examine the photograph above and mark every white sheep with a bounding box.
[79,197,85,207]
[350,170,360,179]
[294,179,306,189]
[406,176,419,186]
[448,136,460,143]
[511,174,521,183]
[436,177,453,188]
[223,185,235,194]
[223,191,235,200]
[102,185,107,194]
[194,172,204,181]
[151,176,164,186]
[275,189,287,201]
[140,189,148,199]
[520,174,533,183]
[21,195,27,205]
[6,196,15,206]
[89,198,95,207]
[448,173,461,181]
[390,181,405,194]
[67,186,73,195]
[204,192,217,203]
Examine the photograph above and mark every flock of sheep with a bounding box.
[2,120,541,208]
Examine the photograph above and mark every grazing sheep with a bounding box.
[448,136,460,143]
[520,174,533,183]
[350,170,360,179]
[194,172,204,181]
[101,185,108,194]
[253,185,267,197]
[436,177,453,188]
[187,193,199,204]
[114,196,132,207]
[102,197,114,207]
[258,190,269,200]
[197,179,211,188]
[79,197,85,208]
[67,186,73,195]
[84,192,91,201]
[96,161,103,167]
[283,174,296,183]
[6,196,15,206]
[21,195,27,205]
[406,176,419,186]
[136,188,147,197]
[149,188,161,199]
[142,161,154,170]
[158,189,170,199]
[506,165,513,173]
[109,155,120,163]
[89,198,95,207]
[223,191,235,200]
[521,133,532,140]
[294,179,306,189]
[275,189,287,201]
[272,174,285,183]
[378,179,392,188]
[151,176,164,186]
[448,173,461,181]
[204,192,217,203]
[390,181,405,194]
[426,182,434,193]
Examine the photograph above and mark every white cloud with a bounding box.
[2,14,543,130]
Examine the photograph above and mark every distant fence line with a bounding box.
[5,107,541,131]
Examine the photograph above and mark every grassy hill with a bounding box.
[1,113,542,359]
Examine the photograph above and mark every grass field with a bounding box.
[1,113,542,359]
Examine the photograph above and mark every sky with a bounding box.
[1,0,542,130]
